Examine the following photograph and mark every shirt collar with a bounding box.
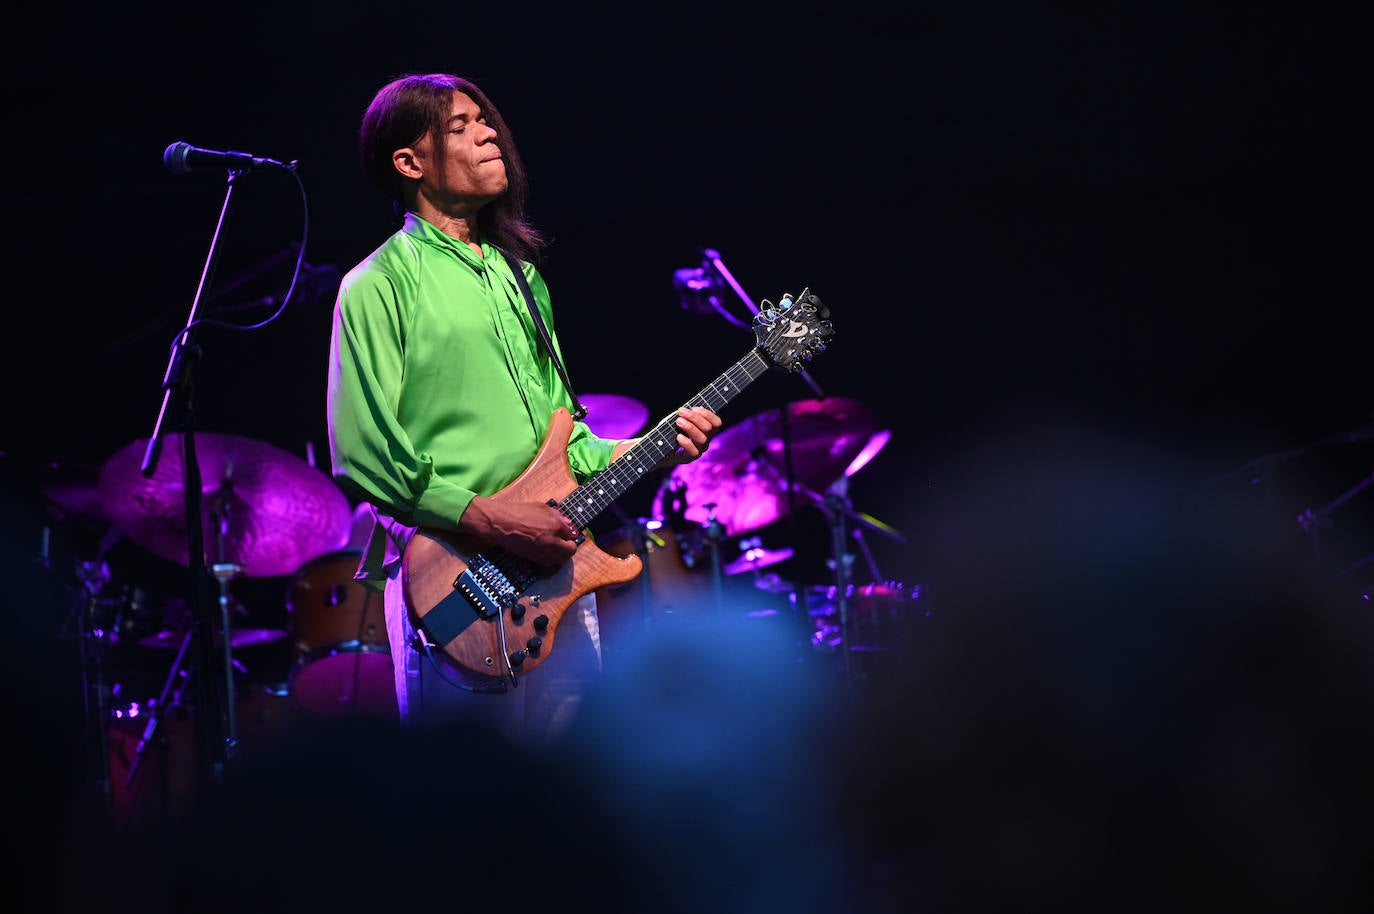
[402,211,489,267]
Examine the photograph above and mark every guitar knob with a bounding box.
[533,614,549,631]
[526,636,543,656]
[509,650,527,668]
[509,602,526,621]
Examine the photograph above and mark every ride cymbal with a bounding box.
[99,432,352,577]
[653,397,879,536]
[38,459,108,529]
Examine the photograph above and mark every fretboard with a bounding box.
[559,348,773,528]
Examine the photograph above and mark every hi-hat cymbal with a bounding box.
[579,393,650,439]
[99,432,353,578]
[724,545,794,576]
[653,397,878,536]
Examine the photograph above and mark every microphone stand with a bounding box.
[138,171,246,797]
[701,249,824,398]
[683,248,824,653]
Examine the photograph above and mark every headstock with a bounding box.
[752,288,834,372]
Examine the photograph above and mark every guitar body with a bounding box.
[400,287,833,682]
[402,408,643,680]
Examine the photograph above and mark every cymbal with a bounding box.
[653,397,878,536]
[843,428,891,478]
[38,460,108,527]
[724,545,794,576]
[139,627,287,650]
[579,393,650,439]
[99,433,353,577]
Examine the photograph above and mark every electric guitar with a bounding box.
[402,289,834,684]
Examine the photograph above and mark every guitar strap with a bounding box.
[498,247,587,421]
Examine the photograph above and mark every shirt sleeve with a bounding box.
[326,265,477,532]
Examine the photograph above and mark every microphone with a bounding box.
[673,266,723,316]
[163,141,288,175]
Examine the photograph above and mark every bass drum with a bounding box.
[285,550,397,720]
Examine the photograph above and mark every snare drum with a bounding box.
[285,550,397,719]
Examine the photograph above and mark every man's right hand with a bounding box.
[459,495,580,566]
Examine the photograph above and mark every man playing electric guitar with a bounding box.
[326,73,723,744]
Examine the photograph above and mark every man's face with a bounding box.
[414,91,508,206]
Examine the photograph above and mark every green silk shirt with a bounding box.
[327,212,620,583]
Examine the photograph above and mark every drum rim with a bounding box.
[290,640,391,665]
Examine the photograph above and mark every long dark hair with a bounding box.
[359,72,546,263]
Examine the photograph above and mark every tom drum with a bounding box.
[285,550,397,719]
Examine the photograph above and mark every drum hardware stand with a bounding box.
[701,503,727,613]
[1295,469,1374,590]
[63,556,117,816]
[126,625,195,790]
[808,473,908,686]
[208,474,245,757]
[47,518,129,819]
[608,500,664,634]
[211,560,243,757]
[819,482,857,687]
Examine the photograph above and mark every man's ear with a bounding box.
[392,147,423,179]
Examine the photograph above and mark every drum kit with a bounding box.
[44,431,394,820]
[43,391,914,814]
[584,393,919,677]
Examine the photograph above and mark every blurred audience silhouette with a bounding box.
[14,419,1372,913]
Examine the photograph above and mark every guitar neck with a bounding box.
[560,348,773,529]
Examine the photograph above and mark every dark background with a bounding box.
[4,1,1373,905]
[7,2,1371,641]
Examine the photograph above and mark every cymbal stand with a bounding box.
[211,562,242,755]
[609,502,660,635]
[66,557,116,815]
[818,483,856,687]
[209,484,242,759]
[701,503,727,613]
[810,473,909,685]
